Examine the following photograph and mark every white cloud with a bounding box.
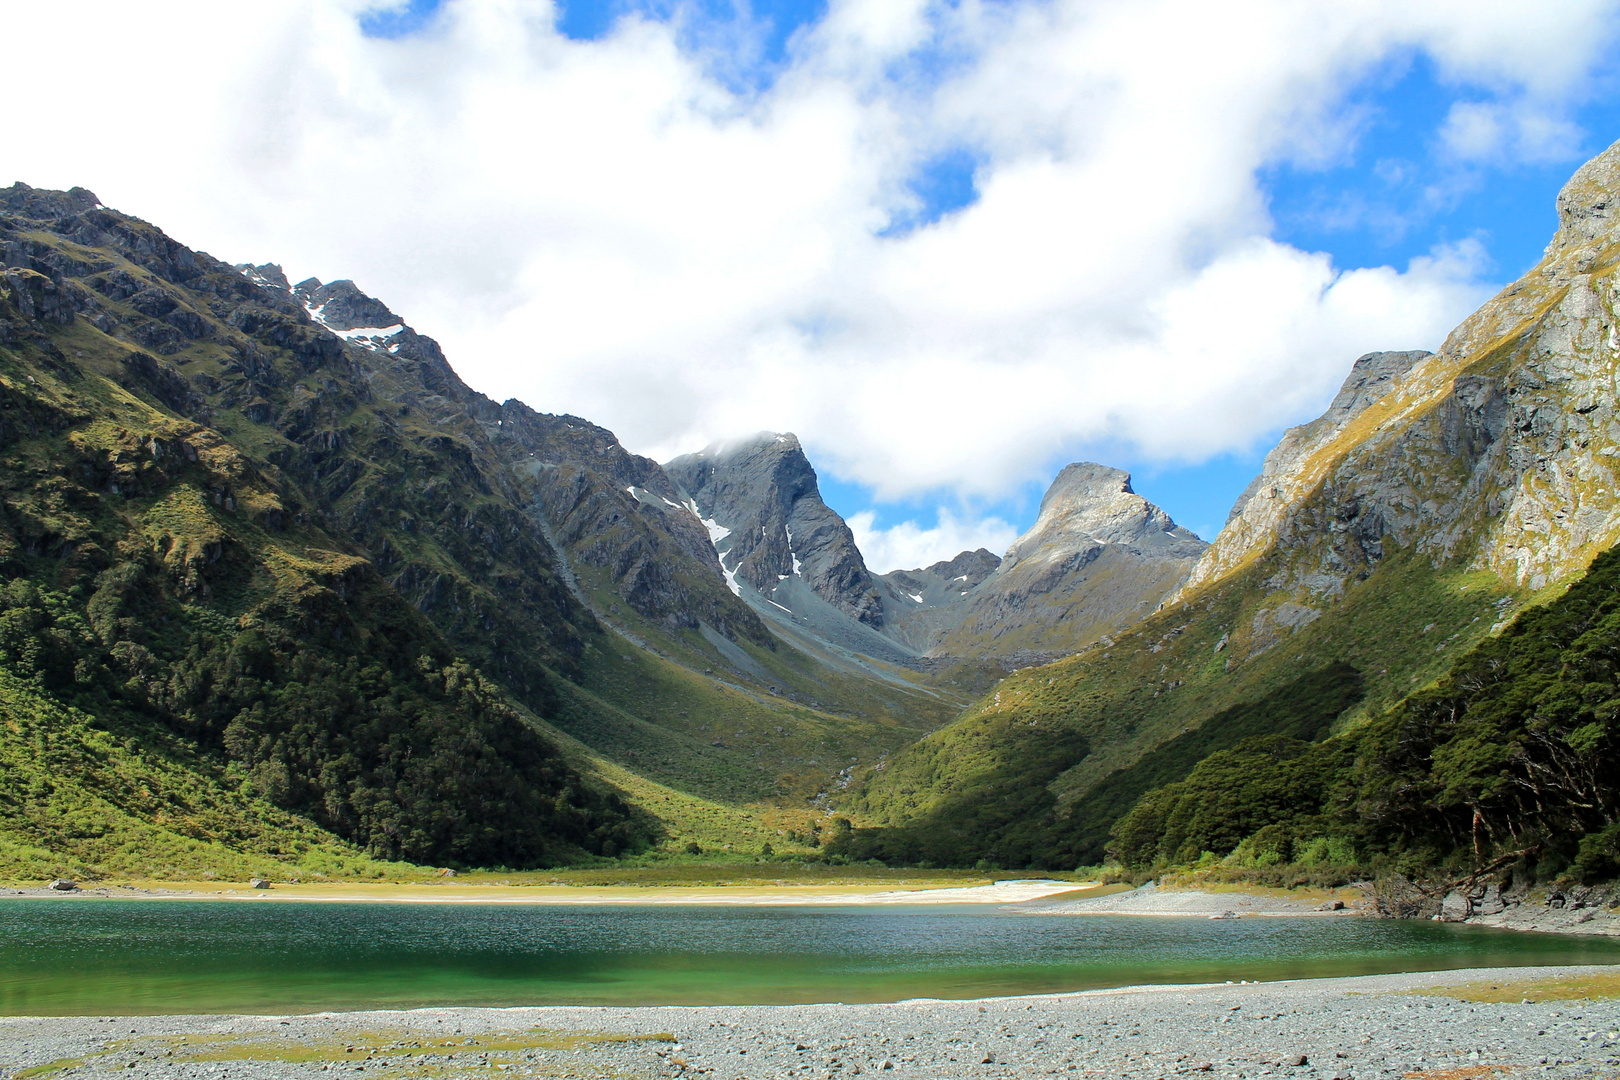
[1440,100,1585,164]
[848,508,1020,573]
[2,0,1617,530]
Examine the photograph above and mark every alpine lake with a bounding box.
[4,898,1620,1016]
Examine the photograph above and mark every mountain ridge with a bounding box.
[840,134,1620,872]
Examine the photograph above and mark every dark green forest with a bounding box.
[0,188,649,873]
[835,549,1620,882]
[1111,544,1620,883]
[830,662,1364,869]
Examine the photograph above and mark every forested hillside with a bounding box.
[0,182,954,880]
[839,137,1620,882]
[1113,543,1620,882]
[0,189,648,873]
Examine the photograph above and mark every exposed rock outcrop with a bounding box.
[1224,351,1431,525]
[1180,134,1620,607]
[665,433,884,627]
[926,464,1206,661]
[875,548,1002,653]
[292,277,401,332]
[240,274,767,644]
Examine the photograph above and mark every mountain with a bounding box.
[0,185,643,873]
[14,132,1619,884]
[1219,350,1431,528]
[840,136,1620,873]
[668,436,1206,669]
[873,548,1002,653]
[0,183,963,879]
[665,433,884,628]
[923,463,1206,664]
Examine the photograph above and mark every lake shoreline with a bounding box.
[5,876,1617,936]
[0,878,1099,906]
[4,965,1618,1079]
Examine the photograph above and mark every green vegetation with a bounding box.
[827,715,1090,867]
[1414,970,1620,1003]
[1113,544,1620,882]
[0,183,970,879]
[5,184,1615,890]
[0,666,406,881]
[0,202,649,875]
[1043,661,1363,865]
[845,491,1518,865]
[10,1027,679,1079]
[834,662,1362,868]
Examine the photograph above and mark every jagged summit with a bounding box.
[1006,462,1205,565]
[1553,139,1620,247]
[293,277,402,333]
[923,461,1206,662]
[1187,136,1620,603]
[1,182,100,219]
[923,548,1002,584]
[852,136,1620,872]
[665,431,883,628]
[1225,350,1431,524]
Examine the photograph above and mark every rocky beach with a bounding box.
[1033,882,1620,937]
[3,966,1618,1080]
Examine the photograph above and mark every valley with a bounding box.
[2,136,1620,906]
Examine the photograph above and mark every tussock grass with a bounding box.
[1416,971,1620,1004]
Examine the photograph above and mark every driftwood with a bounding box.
[1360,845,1541,919]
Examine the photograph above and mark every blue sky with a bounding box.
[356,0,1620,553]
[10,0,1599,573]
[848,48,1620,549]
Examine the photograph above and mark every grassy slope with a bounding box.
[555,560,965,807]
[0,197,973,875]
[1048,660,1365,864]
[1111,543,1620,880]
[853,551,1513,822]
[0,234,648,871]
[0,669,409,881]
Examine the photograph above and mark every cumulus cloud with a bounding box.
[848,508,1020,574]
[3,0,1618,568]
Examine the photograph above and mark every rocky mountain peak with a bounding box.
[1554,137,1620,248]
[925,548,1002,585]
[1185,134,1620,608]
[1224,350,1431,525]
[0,182,100,219]
[1321,350,1430,428]
[240,263,291,291]
[291,277,401,332]
[921,462,1206,662]
[665,432,883,627]
[1007,462,1204,567]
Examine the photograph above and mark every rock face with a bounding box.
[0,181,966,865]
[875,549,1003,653]
[658,440,1201,666]
[928,464,1207,661]
[665,433,884,627]
[292,277,402,332]
[231,272,768,647]
[1224,351,1432,525]
[1180,134,1620,610]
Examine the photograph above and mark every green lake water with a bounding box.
[2,900,1618,1015]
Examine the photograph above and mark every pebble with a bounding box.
[2,966,1617,1079]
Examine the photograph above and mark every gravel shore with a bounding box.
[4,967,1618,1080]
[1028,882,1355,918]
[1032,882,1620,937]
